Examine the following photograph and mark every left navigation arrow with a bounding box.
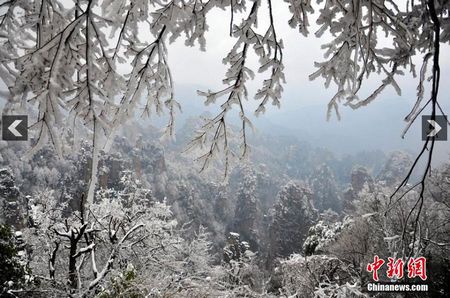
[2,115,28,141]
[8,120,23,137]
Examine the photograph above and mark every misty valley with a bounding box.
[1,120,449,297]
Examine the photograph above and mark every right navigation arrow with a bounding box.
[427,120,442,137]
[422,115,447,141]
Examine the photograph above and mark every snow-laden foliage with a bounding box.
[12,170,267,297]
[21,173,194,296]
[267,181,317,261]
[303,217,353,256]
[188,0,285,173]
[323,168,450,292]
[276,254,364,297]
[1,0,448,183]
[218,232,264,297]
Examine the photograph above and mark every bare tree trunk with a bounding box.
[68,235,78,289]
[49,241,59,280]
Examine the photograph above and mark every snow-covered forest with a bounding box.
[1,124,450,297]
[1,0,450,297]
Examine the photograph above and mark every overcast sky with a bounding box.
[167,2,450,110]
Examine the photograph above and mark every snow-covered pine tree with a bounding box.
[232,166,261,251]
[309,163,342,212]
[267,181,317,262]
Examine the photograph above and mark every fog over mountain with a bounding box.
[154,83,450,166]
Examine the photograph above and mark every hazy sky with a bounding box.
[167,2,450,110]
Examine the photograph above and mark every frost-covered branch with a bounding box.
[254,0,285,116]
[307,0,411,119]
[282,0,314,36]
[84,223,144,294]
[188,0,287,176]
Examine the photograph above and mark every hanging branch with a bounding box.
[308,0,410,120]
[187,0,261,175]
[388,0,441,257]
[188,0,286,176]
[283,0,314,36]
[255,0,285,116]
